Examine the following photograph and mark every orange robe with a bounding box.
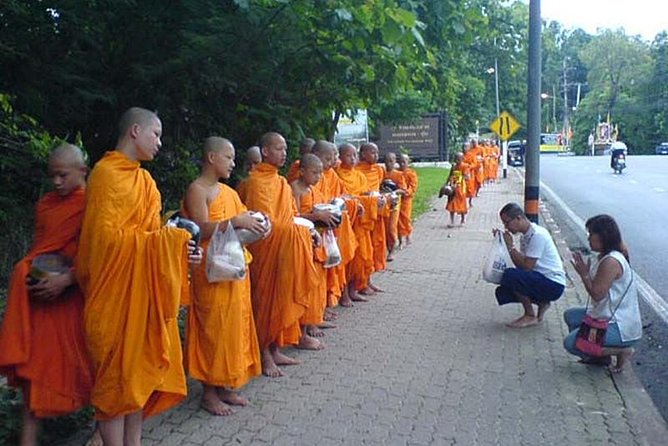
[356,161,388,271]
[184,184,261,388]
[0,188,93,418]
[398,167,418,238]
[76,151,191,420]
[463,150,481,198]
[238,162,317,348]
[293,186,327,324]
[383,169,406,251]
[472,145,485,187]
[314,169,358,306]
[286,160,301,184]
[446,163,469,214]
[335,166,376,290]
[490,145,500,180]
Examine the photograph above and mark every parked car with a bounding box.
[507,140,525,166]
[655,142,668,155]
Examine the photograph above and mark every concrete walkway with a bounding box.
[67,168,667,445]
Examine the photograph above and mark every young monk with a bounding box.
[182,137,265,416]
[290,153,339,348]
[0,144,93,446]
[462,141,479,207]
[286,137,316,183]
[382,152,407,261]
[236,145,262,198]
[238,131,319,377]
[311,140,359,310]
[335,144,381,301]
[445,152,469,227]
[397,153,418,248]
[356,142,388,290]
[76,107,202,445]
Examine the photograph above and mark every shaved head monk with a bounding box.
[397,154,418,248]
[0,143,93,446]
[182,137,265,416]
[311,140,360,310]
[76,107,202,445]
[238,132,319,377]
[286,137,316,183]
[245,145,261,174]
[382,152,407,261]
[335,143,379,301]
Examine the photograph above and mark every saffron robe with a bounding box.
[335,166,377,290]
[286,160,301,184]
[463,150,481,198]
[76,151,191,420]
[0,188,93,418]
[383,169,406,251]
[184,184,261,388]
[446,164,469,214]
[292,186,327,324]
[356,161,388,271]
[398,168,418,237]
[314,169,358,306]
[238,162,317,348]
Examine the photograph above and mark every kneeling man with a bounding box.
[495,202,565,328]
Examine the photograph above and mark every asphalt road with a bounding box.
[537,153,668,424]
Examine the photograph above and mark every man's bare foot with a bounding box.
[537,302,551,321]
[350,294,368,302]
[272,349,301,366]
[218,388,249,406]
[201,392,233,416]
[358,287,375,296]
[368,283,384,293]
[339,296,354,307]
[446,223,455,229]
[406,237,411,246]
[317,321,337,329]
[296,335,325,350]
[307,326,325,337]
[609,348,635,373]
[506,315,539,328]
[324,309,338,320]
[261,349,284,377]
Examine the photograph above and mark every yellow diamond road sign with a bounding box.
[490,111,521,141]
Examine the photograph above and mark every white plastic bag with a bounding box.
[322,229,342,269]
[206,223,246,282]
[482,231,513,284]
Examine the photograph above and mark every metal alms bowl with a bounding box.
[236,212,271,245]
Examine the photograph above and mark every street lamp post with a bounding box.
[487,58,506,178]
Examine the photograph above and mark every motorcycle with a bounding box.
[609,142,628,174]
[612,152,626,174]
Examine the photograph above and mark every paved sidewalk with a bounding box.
[68,169,667,445]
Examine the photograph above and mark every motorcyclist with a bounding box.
[610,142,627,170]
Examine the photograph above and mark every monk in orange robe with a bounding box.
[311,140,359,309]
[397,154,418,248]
[236,145,262,198]
[382,152,408,261]
[76,108,202,444]
[337,143,383,297]
[238,132,319,378]
[290,153,338,347]
[462,141,480,206]
[182,137,264,416]
[0,144,93,446]
[357,142,389,279]
[472,140,485,193]
[490,142,500,181]
[446,152,470,226]
[286,137,315,183]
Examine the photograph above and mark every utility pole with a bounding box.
[562,57,569,146]
[525,0,541,223]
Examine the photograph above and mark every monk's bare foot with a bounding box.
[201,393,233,416]
[609,348,634,373]
[339,295,354,307]
[358,287,375,296]
[317,321,337,329]
[218,388,249,406]
[262,350,284,377]
[272,349,300,366]
[537,302,551,321]
[307,326,325,337]
[324,309,338,321]
[369,283,384,293]
[297,335,325,351]
[350,294,368,302]
[406,237,411,246]
[446,224,455,229]
[84,427,103,446]
[506,315,539,328]
[387,254,394,261]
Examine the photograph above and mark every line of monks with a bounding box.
[0,107,419,445]
[445,139,501,226]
